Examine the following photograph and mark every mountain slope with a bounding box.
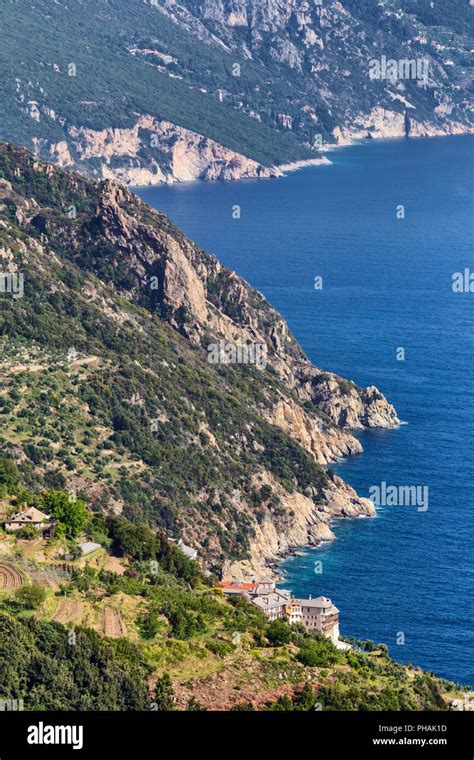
[160,0,473,144]
[0,0,472,185]
[0,142,398,575]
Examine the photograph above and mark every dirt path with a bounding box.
[103,556,127,575]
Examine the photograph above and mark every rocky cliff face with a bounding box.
[46,115,332,186]
[0,142,398,575]
[88,177,399,431]
[46,115,279,186]
[223,470,376,580]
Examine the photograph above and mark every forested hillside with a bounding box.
[0,141,400,574]
[0,0,472,184]
[0,461,464,711]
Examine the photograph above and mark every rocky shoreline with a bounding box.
[84,169,401,582]
[43,109,473,189]
[1,142,401,587]
[224,389,400,581]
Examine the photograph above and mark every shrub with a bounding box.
[206,639,235,657]
[0,456,19,497]
[297,639,343,667]
[153,674,174,711]
[15,524,40,540]
[15,583,46,609]
[266,619,292,646]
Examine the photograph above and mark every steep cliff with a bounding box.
[48,116,281,186]
[0,142,398,575]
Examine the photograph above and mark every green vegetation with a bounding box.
[297,637,344,668]
[0,458,464,711]
[0,0,309,167]
[0,456,20,497]
[266,620,292,647]
[0,142,330,565]
[0,143,468,712]
[14,584,47,610]
[103,517,203,587]
[41,490,89,538]
[0,614,150,710]
[0,0,471,185]
[0,548,461,712]
[153,674,174,711]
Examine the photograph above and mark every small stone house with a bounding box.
[3,507,56,539]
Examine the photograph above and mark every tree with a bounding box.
[297,639,342,667]
[108,520,157,561]
[294,683,316,711]
[0,457,19,497]
[40,490,89,538]
[153,674,174,711]
[15,584,46,609]
[0,613,150,710]
[138,609,163,640]
[266,619,292,646]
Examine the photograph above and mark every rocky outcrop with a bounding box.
[5,1,473,191]
[48,116,278,186]
[86,176,399,436]
[223,470,375,580]
[293,368,400,430]
[158,0,474,146]
[70,164,396,577]
[266,396,363,465]
[41,115,334,187]
[332,107,473,144]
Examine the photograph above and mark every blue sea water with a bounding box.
[136,136,474,685]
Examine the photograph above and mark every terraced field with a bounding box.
[101,608,128,639]
[52,598,85,624]
[0,562,23,589]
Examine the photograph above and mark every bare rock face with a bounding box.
[266,397,363,465]
[5,0,473,195]
[85,174,399,438]
[86,175,395,576]
[333,107,472,143]
[55,116,278,187]
[322,474,376,519]
[158,0,473,148]
[295,369,400,430]
[223,470,375,580]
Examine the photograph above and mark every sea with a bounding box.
[136,135,474,685]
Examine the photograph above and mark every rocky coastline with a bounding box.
[40,106,474,190]
[0,143,401,586]
[87,172,401,581]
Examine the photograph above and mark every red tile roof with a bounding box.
[217,581,259,592]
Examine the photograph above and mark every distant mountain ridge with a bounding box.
[0,0,472,185]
